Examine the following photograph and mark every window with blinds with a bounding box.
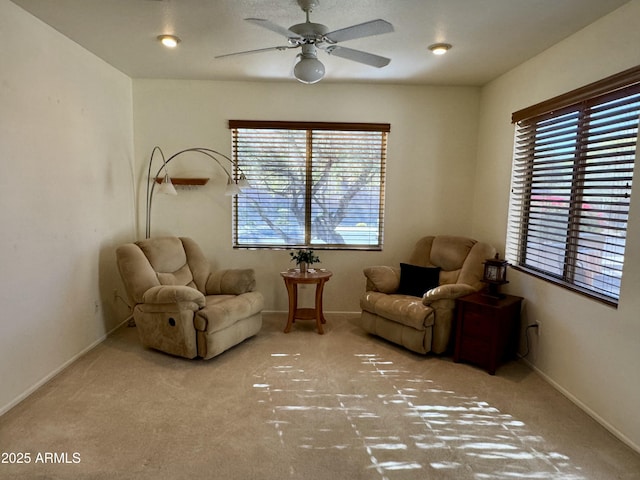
[229,121,389,250]
[507,67,640,306]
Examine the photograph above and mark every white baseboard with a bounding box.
[0,315,131,417]
[522,358,640,455]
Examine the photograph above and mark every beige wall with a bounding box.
[132,80,481,312]
[0,0,135,414]
[474,0,640,451]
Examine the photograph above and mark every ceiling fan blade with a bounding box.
[324,19,393,43]
[215,45,297,59]
[324,45,390,68]
[245,18,301,39]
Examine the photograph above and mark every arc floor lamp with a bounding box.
[145,146,249,239]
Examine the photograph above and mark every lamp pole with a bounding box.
[144,146,247,239]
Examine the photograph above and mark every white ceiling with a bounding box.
[11,0,630,85]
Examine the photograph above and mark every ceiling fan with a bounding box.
[215,0,394,84]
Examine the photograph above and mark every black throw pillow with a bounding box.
[397,263,441,297]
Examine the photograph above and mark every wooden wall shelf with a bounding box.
[154,177,209,186]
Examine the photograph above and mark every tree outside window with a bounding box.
[230,121,389,250]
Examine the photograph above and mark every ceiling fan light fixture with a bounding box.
[216,3,393,82]
[294,57,325,83]
[428,43,452,55]
[293,45,325,84]
[158,35,181,48]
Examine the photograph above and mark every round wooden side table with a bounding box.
[280,269,332,334]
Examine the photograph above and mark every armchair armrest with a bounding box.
[142,285,206,309]
[363,266,400,293]
[206,269,256,295]
[422,283,477,305]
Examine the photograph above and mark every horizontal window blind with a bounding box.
[230,121,388,249]
[507,80,640,305]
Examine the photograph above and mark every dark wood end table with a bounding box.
[280,269,332,334]
[454,292,523,374]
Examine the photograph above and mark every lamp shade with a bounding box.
[157,173,177,195]
[224,178,241,196]
[294,44,325,84]
[237,173,250,190]
[294,58,325,84]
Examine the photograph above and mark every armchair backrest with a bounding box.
[116,236,211,304]
[408,235,496,290]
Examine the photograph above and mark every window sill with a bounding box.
[511,265,618,309]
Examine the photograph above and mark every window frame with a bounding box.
[228,120,390,250]
[507,66,640,307]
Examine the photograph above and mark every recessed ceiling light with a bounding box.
[428,43,452,55]
[158,35,181,48]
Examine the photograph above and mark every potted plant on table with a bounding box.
[289,249,320,273]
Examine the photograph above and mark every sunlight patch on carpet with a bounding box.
[251,351,586,480]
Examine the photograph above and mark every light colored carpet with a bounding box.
[1,312,639,479]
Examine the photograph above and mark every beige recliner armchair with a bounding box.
[116,236,263,359]
[360,235,495,355]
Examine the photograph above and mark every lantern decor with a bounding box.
[482,253,509,299]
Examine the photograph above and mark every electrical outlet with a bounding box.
[535,321,541,335]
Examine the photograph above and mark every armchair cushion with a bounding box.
[361,292,434,330]
[206,269,256,295]
[398,264,441,297]
[142,285,206,307]
[194,292,264,334]
[363,266,400,293]
[156,264,197,289]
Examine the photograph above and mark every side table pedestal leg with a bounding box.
[314,279,327,334]
[284,280,296,333]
